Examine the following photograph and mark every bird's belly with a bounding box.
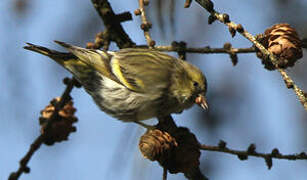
[89,76,158,122]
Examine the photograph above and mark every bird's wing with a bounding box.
[55,42,178,93]
[109,48,177,93]
[54,41,121,85]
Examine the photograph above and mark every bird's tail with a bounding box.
[24,43,76,66]
[24,42,103,85]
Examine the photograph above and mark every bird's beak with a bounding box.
[195,94,208,110]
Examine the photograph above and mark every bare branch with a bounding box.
[8,78,79,180]
[163,167,168,180]
[154,44,255,54]
[156,116,208,180]
[193,0,307,111]
[91,0,135,48]
[137,0,155,47]
[200,141,307,169]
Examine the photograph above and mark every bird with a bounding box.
[24,41,208,125]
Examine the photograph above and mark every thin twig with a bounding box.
[138,0,155,47]
[194,0,307,111]
[154,45,255,54]
[200,144,307,160]
[278,69,307,108]
[163,167,168,180]
[200,142,307,169]
[8,78,78,180]
[136,43,254,65]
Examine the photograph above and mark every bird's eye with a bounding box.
[193,82,199,87]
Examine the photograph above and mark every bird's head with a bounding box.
[170,60,208,110]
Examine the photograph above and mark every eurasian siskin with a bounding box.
[24,41,208,122]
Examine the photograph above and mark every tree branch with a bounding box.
[91,0,135,48]
[157,116,208,180]
[193,0,307,111]
[154,44,255,54]
[8,78,79,180]
[163,167,168,180]
[136,0,155,47]
[200,141,307,169]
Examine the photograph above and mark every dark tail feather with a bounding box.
[54,40,72,49]
[24,43,76,60]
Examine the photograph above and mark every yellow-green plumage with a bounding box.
[24,41,207,122]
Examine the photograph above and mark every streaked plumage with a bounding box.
[24,41,208,122]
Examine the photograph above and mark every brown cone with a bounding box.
[139,129,178,161]
[256,23,303,70]
[139,127,201,175]
[39,97,78,145]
